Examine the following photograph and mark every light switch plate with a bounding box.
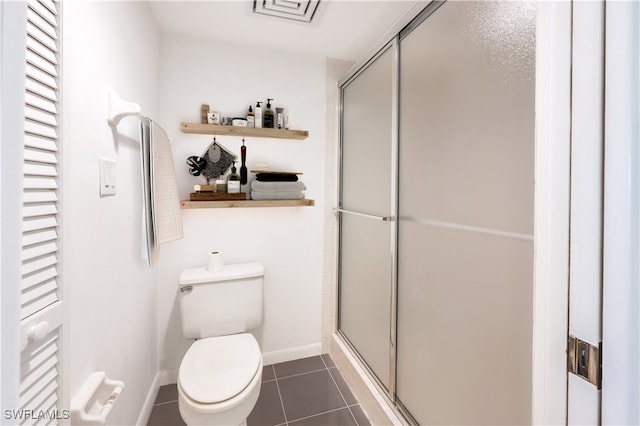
[100,157,116,196]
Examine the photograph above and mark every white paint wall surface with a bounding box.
[62,2,160,424]
[156,34,327,374]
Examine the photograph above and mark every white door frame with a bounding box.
[568,0,605,423]
[602,1,640,424]
[533,1,640,424]
[0,1,27,419]
[532,2,572,423]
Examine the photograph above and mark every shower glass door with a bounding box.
[338,43,395,392]
[396,1,536,424]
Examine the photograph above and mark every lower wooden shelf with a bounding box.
[180,199,315,209]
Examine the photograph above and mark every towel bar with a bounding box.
[334,208,394,222]
[107,89,143,126]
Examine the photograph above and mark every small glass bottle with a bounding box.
[227,162,241,193]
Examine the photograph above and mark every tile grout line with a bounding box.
[319,355,329,369]
[320,354,335,370]
[273,366,328,381]
[153,399,178,407]
[323,356,360,426]
[273,373,289,425]
[286,406,355,425]
[346,405,362,426]
[278,356,352,425]
[276,357,329,425]
[323,355,348,405]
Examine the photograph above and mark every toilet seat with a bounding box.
[177,333,263,425]
[179,333,261,404]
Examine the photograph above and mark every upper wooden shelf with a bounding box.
[180,123,309,140]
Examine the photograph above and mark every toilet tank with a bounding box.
[178,262,264,339]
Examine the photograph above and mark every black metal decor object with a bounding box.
[186,156,207,176]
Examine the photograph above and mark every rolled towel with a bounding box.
[251,181,306,192]
[251,191,305,200]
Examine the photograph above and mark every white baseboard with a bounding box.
[262,342,323,366]
[157,368,179,387]
[136,372,160,426]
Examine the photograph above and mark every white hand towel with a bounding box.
[151,120,183,245]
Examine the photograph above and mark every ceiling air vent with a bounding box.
[253,0,321,23]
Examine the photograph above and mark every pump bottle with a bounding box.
[227,162,241,193]
[255,102,263,128]
[246,105,255,128]
[263,98,275,129]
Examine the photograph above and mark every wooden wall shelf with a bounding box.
[180,123,309,140]
[181,199,315,209]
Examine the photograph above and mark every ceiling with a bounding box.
[148,1,421,62]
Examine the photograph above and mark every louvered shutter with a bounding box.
[22,0,59,320]
[19,0,64,423]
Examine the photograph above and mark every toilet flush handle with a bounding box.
[179,285,193,294]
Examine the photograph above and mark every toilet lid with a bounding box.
[179,333,261,404]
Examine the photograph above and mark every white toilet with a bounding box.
[176,262,264,426]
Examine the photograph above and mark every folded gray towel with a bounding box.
[251,191,305,200]
[251,180,306,192]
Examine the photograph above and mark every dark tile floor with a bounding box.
[148,354,370,426]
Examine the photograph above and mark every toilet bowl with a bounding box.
[177,263,265,425]
[177,334,262,426]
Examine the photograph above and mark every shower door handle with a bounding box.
[334,208,394,222]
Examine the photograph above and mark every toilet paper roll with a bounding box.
[207,251,223,272]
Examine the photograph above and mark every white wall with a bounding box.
[156,33,327,374]
[62,2,160,424]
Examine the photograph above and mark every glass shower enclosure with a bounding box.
[338,42,397,393]
[338,1,535,424]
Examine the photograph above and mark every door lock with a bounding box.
[568,335,601,389]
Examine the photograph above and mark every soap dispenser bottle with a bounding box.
[255,101,263,128]
[263,98,274,129]
[247,105,255,128]
[227,162,241,193]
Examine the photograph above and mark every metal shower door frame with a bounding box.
[336,36,399,404]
